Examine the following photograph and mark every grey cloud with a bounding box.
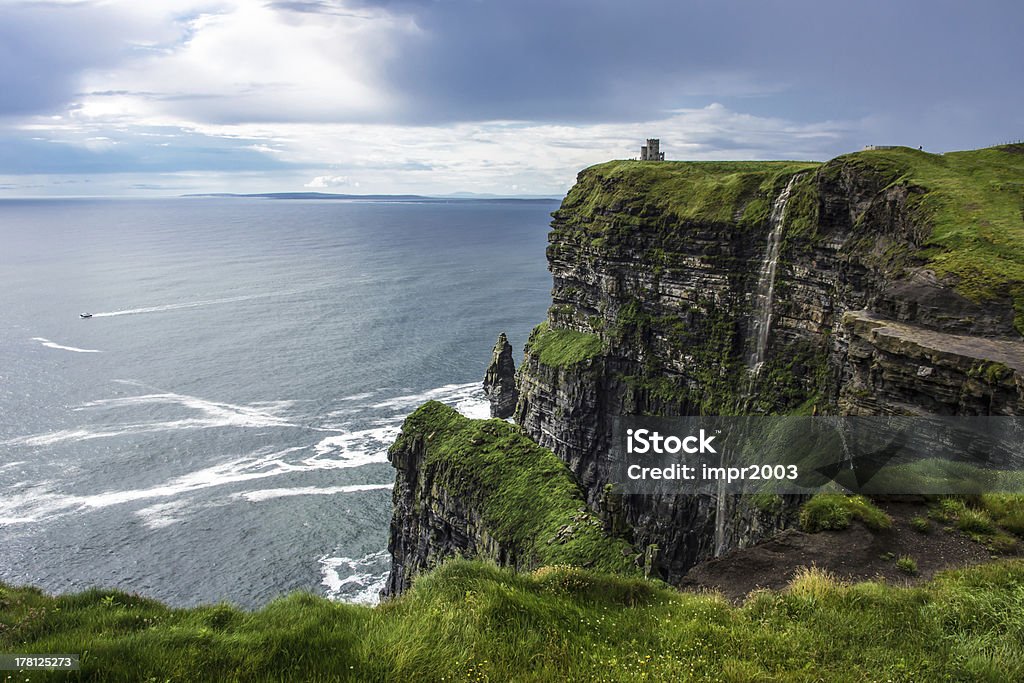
[275,0,1023,152]
[0,128,297,175]
[266,1,369,17]
[0,2,202,118]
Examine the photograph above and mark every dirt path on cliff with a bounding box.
[678,500,1017,602]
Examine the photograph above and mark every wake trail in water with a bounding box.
[89,287,319,318]
[31,337,101,353]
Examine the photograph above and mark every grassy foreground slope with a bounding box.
[3,559,1024,681]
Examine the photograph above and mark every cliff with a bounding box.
[386,144,1024,592]
[514,144,1024,582]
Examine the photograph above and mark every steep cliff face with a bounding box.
[514,145,1024,582]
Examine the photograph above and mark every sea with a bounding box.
[0,197,555,607]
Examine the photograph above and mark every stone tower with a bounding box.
[640,138,665,161]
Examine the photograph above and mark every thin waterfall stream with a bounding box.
[714,172,805,557]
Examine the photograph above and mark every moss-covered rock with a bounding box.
[384,402,637,596]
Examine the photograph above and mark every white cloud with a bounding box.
[305,175,350,188]
[72,0,416,125]
[0,2,859,196]
[184,103,852,194]
[6,102,853,196]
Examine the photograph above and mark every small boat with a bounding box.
[80,313,93,319]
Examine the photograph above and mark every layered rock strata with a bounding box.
[514,148,1024,582]
[387,146,1024,591]
[483,332,519,418]
[384,402,635,597]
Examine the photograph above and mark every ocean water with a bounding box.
[0,197,555,607]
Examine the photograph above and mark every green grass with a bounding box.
[827,145,1024,331]
[896,556,919,576]
[927,496,1020,553]
[556,159,819,229]
[4,559,1024,681]
[526,321,604,368]
[799,494,893,533]
[911,516,932,534]
[979,493,1024,536]
[560,144,1024,332]
[390,401,636,576]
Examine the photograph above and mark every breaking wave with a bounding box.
[319,549,391,605]
[0,381,488,527]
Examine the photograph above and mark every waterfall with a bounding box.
[746,173,803,372]
[714,493,728,557]
[714,173,804,557]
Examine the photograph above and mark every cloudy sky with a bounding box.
[1,0,1021,196]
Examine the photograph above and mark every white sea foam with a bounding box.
[0,484,67,525]
[1,380,490,526]
[135,499,193,530]
[323,383,488,423]
[312,424,402,463]
[233,484,392,503]
[456,395,491,420]
[337,392,376,403]
[86,383,298,427]
[319,550,390,605]
[31,337,101,353]
[8,387,299,447]
[0,446,305,524]
[367,382,482,411]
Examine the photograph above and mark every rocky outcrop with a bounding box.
[839,310,1024,415]
[383,401,636,597]
[483,332,518,418]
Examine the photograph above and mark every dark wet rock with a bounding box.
[483,332,518,418]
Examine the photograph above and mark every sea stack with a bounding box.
[483,332,518,418]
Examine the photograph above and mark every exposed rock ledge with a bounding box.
[841,310,1024,415]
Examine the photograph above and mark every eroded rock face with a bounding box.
[839,310,1024,415]
[383,402,637,598]
[513,157,1024,582]
[483,332,518,418]
[384,427,514,596]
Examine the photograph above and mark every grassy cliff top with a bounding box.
[4,559,1024,680]
[828,144,1024,320]
[558,158,820,226]
[391,401,636,574]
[525,321,604,367]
